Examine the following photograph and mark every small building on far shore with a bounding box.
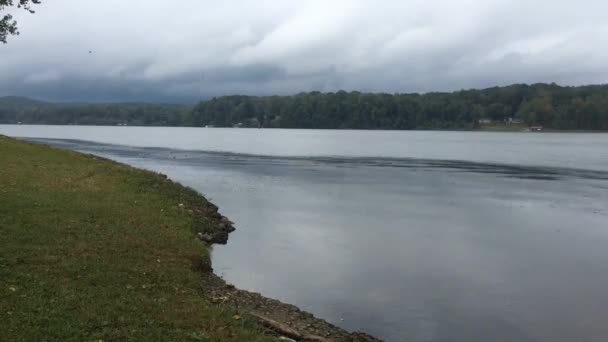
[478,118,492,124]
[529,126,544,132]
[505,117,524,125]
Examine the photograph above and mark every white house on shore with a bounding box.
[505,117,524,125]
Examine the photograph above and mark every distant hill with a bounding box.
[0,96,50,108]
[0,97,189,126]
[3,83,608,130]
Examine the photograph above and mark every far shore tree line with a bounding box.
[189,83,608,130]
[2,83,608,130]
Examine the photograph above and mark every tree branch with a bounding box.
[0,0,41,43]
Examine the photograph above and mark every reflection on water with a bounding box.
[4,129,608,342]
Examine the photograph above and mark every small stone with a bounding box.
[197,233,214,243]
[278,337,296,342]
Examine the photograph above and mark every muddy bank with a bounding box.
[199,271,380,342]
[189,183,381,341]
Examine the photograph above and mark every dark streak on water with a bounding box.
[27,138,608,182]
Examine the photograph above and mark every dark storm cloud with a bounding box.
[1,0,607,102]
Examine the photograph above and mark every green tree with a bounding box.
[0,0,40,43]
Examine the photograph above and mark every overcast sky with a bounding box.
[1,0,608,103]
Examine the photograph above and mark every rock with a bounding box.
[220,216,234,225]
[196,214,236,245]
[278,337,297,342]
[212,231,230,244]
[197,232,214,243]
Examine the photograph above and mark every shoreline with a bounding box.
[3,123,608,133]
[3,135,380,341]
[162,155,381,341]
[199,269,380,342]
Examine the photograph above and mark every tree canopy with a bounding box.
[2,83,608,130]
[0,0,40,43]
[189,83,608,130]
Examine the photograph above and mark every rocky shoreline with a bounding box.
[199,272,380,342]
[189,185,381,341]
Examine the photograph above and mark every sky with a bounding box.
[1,0,608,103]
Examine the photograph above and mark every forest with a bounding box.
[189,83,608,130]
[2,83,608,130]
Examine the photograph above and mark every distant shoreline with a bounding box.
[3,83,608,130]
[1,122,607,134]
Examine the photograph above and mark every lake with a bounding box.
[2,125,608,342]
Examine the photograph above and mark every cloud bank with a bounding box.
[1,0,607,102]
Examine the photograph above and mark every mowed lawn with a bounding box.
[0,136,272,341]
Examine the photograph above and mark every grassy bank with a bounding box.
[0,136,273,341]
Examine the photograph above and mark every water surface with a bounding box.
[2,125,608,342]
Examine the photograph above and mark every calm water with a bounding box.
[3,125,608,342]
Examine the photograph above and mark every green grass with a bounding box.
[0,136,273,341]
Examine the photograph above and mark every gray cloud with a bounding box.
[1,0,608,102]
